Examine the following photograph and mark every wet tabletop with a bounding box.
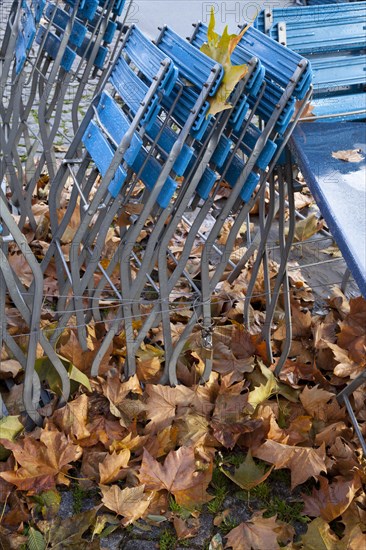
[291,121,366,297]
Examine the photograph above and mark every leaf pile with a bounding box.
[1,280,366,548]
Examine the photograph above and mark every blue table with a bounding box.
[290,122,366,297]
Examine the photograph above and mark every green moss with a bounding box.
[159,529,177,550]
[263,497,308,524]
[72,483,87,514]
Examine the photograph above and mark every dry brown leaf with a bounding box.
[299,385,339,421]
[332,149,364,163]
[173,516,200,540]
[337,297,366,365]
[0,429,82,492]
[225,511,294,549]
[99,449,131,484]
[302,475,361,522]
[100,484,151,524]
[301,517,341,549]
[51,394,90,441]
[0,360,22,379]
[253,440,326,489]
[327,343,363,379]
[100,373,142,421]
[139,446,213,508]
[293,213,324,243]
[144,384,213,435]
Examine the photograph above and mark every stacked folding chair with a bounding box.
[0,0,70,423]
[188,23,312,374]
[37,21,312,388]
[256,1,366,453]
[1,0,128,231]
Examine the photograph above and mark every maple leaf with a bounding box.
[51,393,90,441]
[0,416,24,460]
[253,440,327,489]
[200,8,248,116]
[100,484,152,525]
[0,429,82,492]
[300,517,341,550]
[327,343,363,379]
[139,446,213,508]
[100,373,142,424]
[302,475,361,522]
[294,213,324,242]
[221,450,274,491]
[225,511,294,549]
[99,450,130,484]
[81,415,128,449]
[144,384,213,435]
[299,385,341,422]
[173,516,200,540]
[37,507,99,547]
[337,297,366,364]
[212,325,255,381]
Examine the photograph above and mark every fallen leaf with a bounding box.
[173,516,200,540]
[221,450,273,491]
[300,517,340,550]
[0,429,82,492]
[332,149,364,163]
[253,440,326,489]
[37,508,99,546]
[293,213,324,242]
[302,475,361,522]
[100,484,151,524]
[99,450,130,484]
[139,446,213,508]
[225,511,293,549]
[0,360,22,379]
[0,416,24,460]
[51,394,90,441]
[299,385,339,422]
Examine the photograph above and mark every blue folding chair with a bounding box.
[259,2,366,453]
[186,22,313,374]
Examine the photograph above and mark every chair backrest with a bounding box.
[255,2,366,54]
[256,2,366,119]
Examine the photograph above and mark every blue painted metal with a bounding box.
[44,3,87,48]
[190,24,297,136]
[96,91,143,166]
[311,92,366,120]
[75,36,108,68]
[15,1,36,74]
[110,56,161,128]
[82,120,127,198]
[124,25,178,96]
[155,26,224,96]
[36,25,76,72]
[147,120,194,177]
[311,54,366,91]
[290,122,366,297]
[131,150,177,209]
[103,20,117,44]
[31,0,46,23]
[255,2,366,49]
[161,84,211,140]
[77,0,99,21]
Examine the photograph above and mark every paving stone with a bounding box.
[121,539,158,550]
[186,513,213,548]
